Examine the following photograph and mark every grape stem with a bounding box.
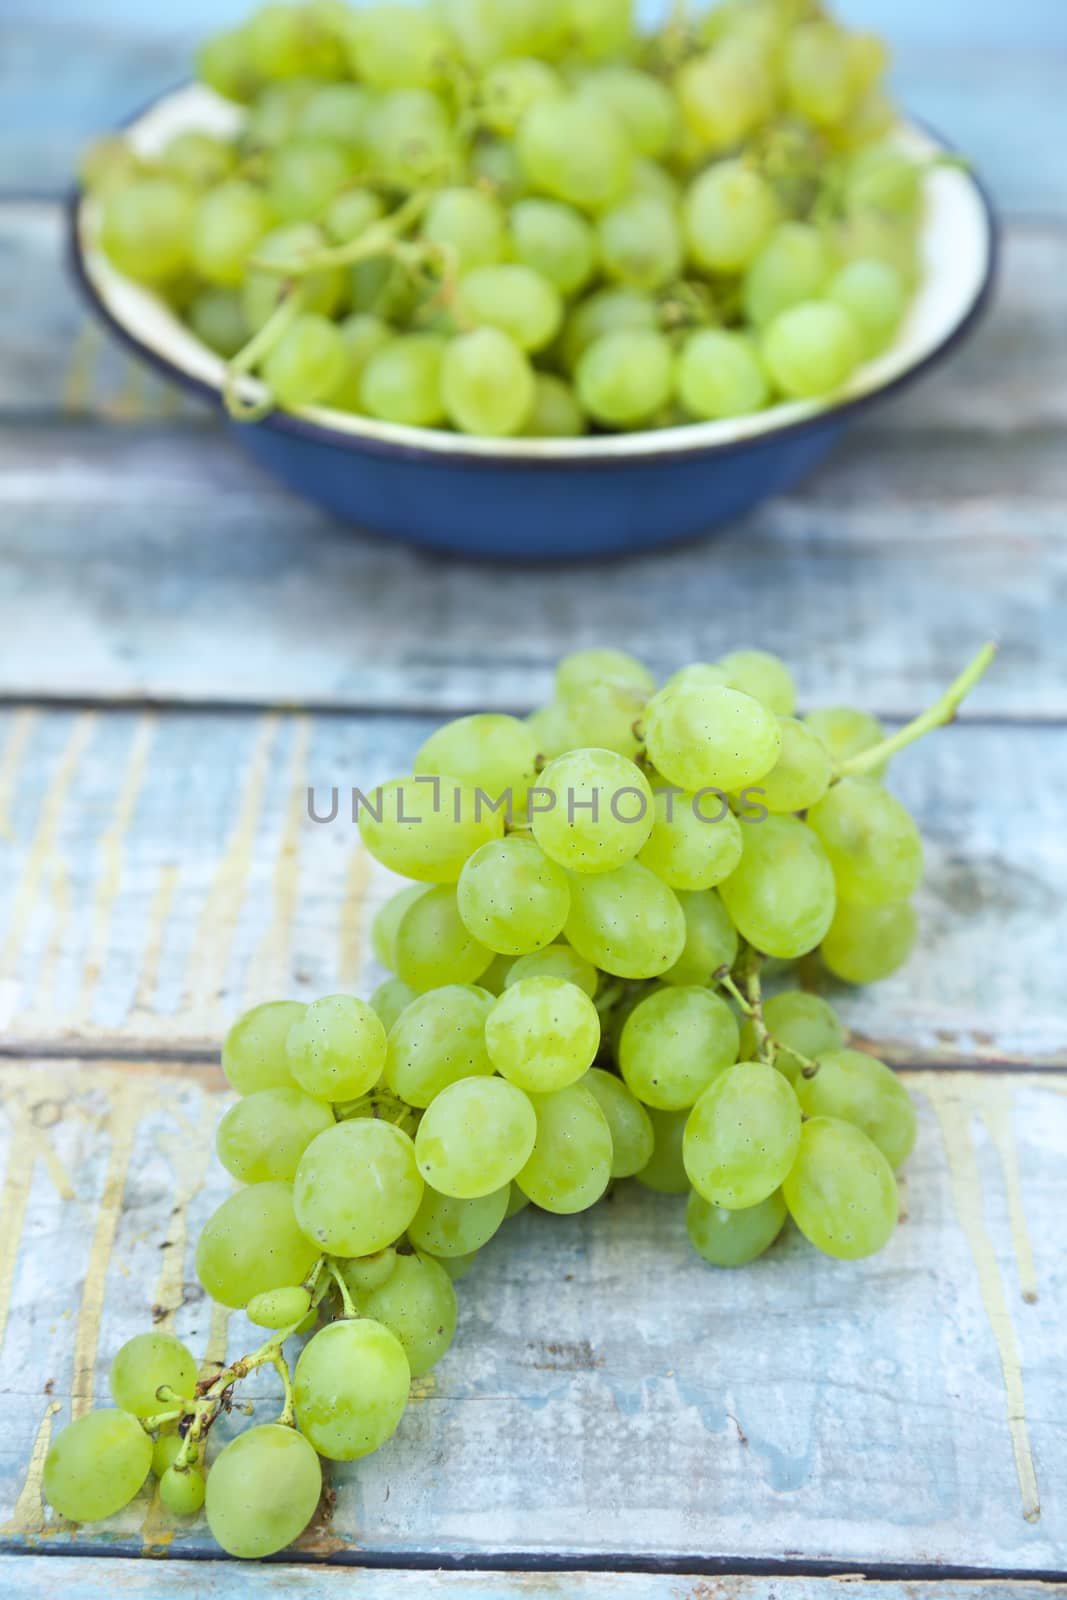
[223,285,305,422]
[835,642,997,780]
[328,1261,359,1320]
[248,191,430,277]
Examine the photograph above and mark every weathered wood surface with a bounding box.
[0,708,1064,1063]
[0,1059,1063,1570]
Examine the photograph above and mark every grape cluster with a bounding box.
[42,642,993,1559]
[83,0,927,436]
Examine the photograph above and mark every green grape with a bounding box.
[560,287,659,373]
[297,82,375,147]
[798,1048,916,1169]
[191,181,273,290]
[263,312,348,409]
[294,1317,409,1461]
[216,1087,334,1184]
[516,96,633,214]
[244,79,316,148]
[828,258,906,357]
[324,187,384,245]
[469,136,529,203]
[581,1068,654,1178]
[43,1410,152,1523]
[662,662,728,695]
[152,1431,182,1479]
[196,1181,319,1309]
[565,0,635,61]
[687,1188,786,1268]
[247,1284,313,1328]
[821,897,917,984]
[394,885,494,991]
[516,1082,613,1213]
[660,888,739,987]
[845,144,923,221]
[620,985,739,1110]
[286,995,387,1102]
[223,1001,305,1094]
[456,264,562,354]
[350,255,420,322]
[245,2,345,81]
[719,815,836,960]
[684,1061,801,1209]
[685,161,777,274]
[368,90,457,189]
[100,177,195,283]
[458,836,571,956]
[268,138,351,223]
[598,194,683,292]
[785,21,857,127]
[384,985,493,1108]
[481,58,564,136]
[206,1424,322,1558]
[739,990,846,1085]
[743,222,833,329]
[579,66,679,160]
[408,1182,510,1256]
[576,331,675,429]
[339,1248,398,1297]
[160,1464,206,1516]
[566,861,685,980]
[197,28,261,103]
[638,786,743,890]
[846,32,889,97]
[719,650,797,717]
[523,374,587,437]
[758,717,833,813]
[415,1075,537,1197]
[477,953,515,995]
[509,198,598,296]
[160,130,236,189]
[486,976,601,1092]
[645,682,781,793]
[678,330,768,422]
[360,336,448,427]
[442,329,535,437]
[676,39,771,154]
[295,1120,423,1255]
[504,944,599,998]
[372,884,430,971]
[634,1106,689,1194]
[556,648,657,700]
[505,1182,530,1219]
[416,712,539,810]
[188,289,250,358]
[630,156,680,206]
[371,977,420,1032]
[763,300,862,400]
[526,702,578,762]
[553,680,647,761]
[805,706,889,779]
[109,1332,196,1418]
[241,223,344,331]
[329,312,392,411]
[345,3,453,89]
[783,1117,898,1260]
[424,187,506,273]
[359,1250,458,1377]
[79,135,142,198]
[807,777,923,906]
[531,748,652,874]
[359,775,504,883]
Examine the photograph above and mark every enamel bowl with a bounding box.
[71,83,997,561]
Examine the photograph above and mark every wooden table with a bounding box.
[1,2,1066,1596]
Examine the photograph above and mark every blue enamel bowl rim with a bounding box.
[68,85,1000,473]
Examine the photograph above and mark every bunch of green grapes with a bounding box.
[82,0,929,438]
[42,640,992,1560]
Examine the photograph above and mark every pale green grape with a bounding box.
[43,1410,152,1522]
[222,1001,306,1094]
[523,374,587,437]
[783,1117,898,1260]
[360,336,448,427]
[630,156,680,206]
[718,650,797,716]
[739,990,846,1085]
[582,1068,654,1178]
[560,287,658,372]
[678,330,768,421]
[477,953,515,995]
[394,885,494,991]
[294,1121,423,1255]
[359,776,504,883]
[553,681,647,760]
[216,1087,334,1184]
[510,199,598,296]
[532,748,652,874]
[638,787,743,891]
[384,984,494,1108]
[684,1061,801,1209]
[505,1183,530,1219]
[763,301,862,399]
[565,861,686,980]
[805,706,889,778]
[109,1332,196,1418]
[645,682,781,793]
[661,889,740,988]
[359,1250,458,1377]
[620,985,739,1110]
[758,717,833,813]
[798,1048,917,1169]
[367,89,456,190]
[100,178,195,283]
[152,1432,183,1478]
[247,1284,313,1328]
[457,836,571,956]
[687,1188,786,1267]
[373,884,431,971]
[191,180,273,286]
[719,815,836,960]
[415,1074,537,1197]
[298,82,374,147]
[516,1082,613,1213]
[242,223,344,331]
[633,1106,689,1194]
[828,258,906,357]
[294,1317,409,1461]
[556,646,656,700]
[576,331,675,428]
[821,897,917,984]
[676,39,771,154]
[785,21,857,127]
[245,3,344,80]
[345,3,452,89]
[442,329,535,437]
[196,1181,319,1309]
[526,702,578,762]
[264,312,348,409]
[579,66,679,159]
[339,1248,398,1297]
[481,58,564,136]
[505,944,599,998]
[424,187,506,272]
[565,0,635,61]
[160,1464,206,1517]
[196,28,261,103]
[469,136,528,203]
[286,995,387,1101]
[456,264,563,353]
[742,222,832,328]
[685,161,777,273]
[598,194,683,292]
[486,976,601,1093]
[408,1181,510,1255]
[370,978,419,1033]
[845,143,923,220]
[244,78,315,147]
[206,1425,322,1558]
[325,188,384,245]
[807,777,923,906]
[326,311,393,410]
[188,289,250,358]
[268,138,350,222]
[516,96,633,213]
[663,662,728,695]
[415,712,540,811]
